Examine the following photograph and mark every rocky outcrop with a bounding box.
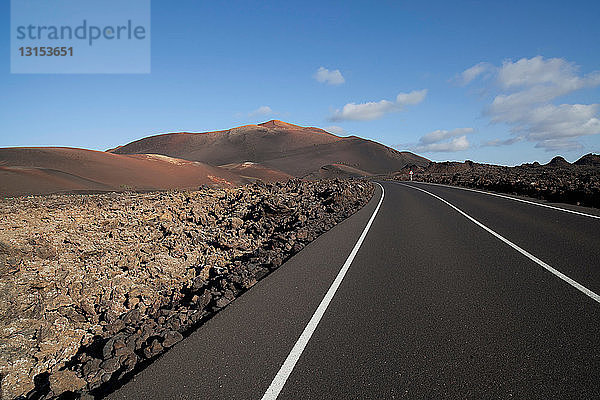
[391,156,600,208]
[0,179,373,399]
[545,156,570,167]
[574,153,600,167]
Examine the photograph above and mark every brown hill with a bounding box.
[219,162,293,182]
[0,147,242,197]
[307,164,374,179]
[545,156,571,167]
[574,153,600,167]
[110,120,429,177]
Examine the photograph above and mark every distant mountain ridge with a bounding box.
[1,120,430,196]
[1,121,596,198]
[110,120,429,177]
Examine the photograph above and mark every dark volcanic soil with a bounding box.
[391,154,600,208]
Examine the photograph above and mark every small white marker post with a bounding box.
[409,170,413,181]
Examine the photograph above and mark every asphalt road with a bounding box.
[108,181,600,399]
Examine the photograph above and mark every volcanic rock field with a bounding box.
[392,154,600,208]
[0,179,373,399]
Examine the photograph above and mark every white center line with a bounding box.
[261,183,385,400]
[398,182,600,304]
[409,181,600,220]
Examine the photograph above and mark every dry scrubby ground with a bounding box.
[0,179,373,399]
[393,160,600,208]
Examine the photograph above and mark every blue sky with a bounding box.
[1,0,599,165]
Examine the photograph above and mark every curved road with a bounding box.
[109,181,600,399]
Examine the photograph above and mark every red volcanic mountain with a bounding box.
[0,147,244,197]
[110,120,429,177]
[219,161,294,182]
[1,121,429,197]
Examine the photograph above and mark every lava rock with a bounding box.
[143,339,164,359]
[161,330,184,348]
[0,179,374,399]
[48,370,86,395]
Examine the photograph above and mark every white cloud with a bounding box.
[325,125,346,135]
[419,127,474,144]
[330,89,427,121]
[248,105,274,117]
[314,67,345,85]
[416,135,470,152]
[517,103,600,140]
[534,139,583,151]
[457,62,493,85]
[331,99,395,121]
[396,89,428,105]
[482,136,524,147]
[414,127,475,152]
[489,85,576,115]
[496,56,600,89]
[461,56,600,151]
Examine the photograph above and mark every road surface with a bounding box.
[108,181,600,399]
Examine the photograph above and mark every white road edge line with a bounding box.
[398,182,600,304]
[261,183,385,400]
[410,181,600,220]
